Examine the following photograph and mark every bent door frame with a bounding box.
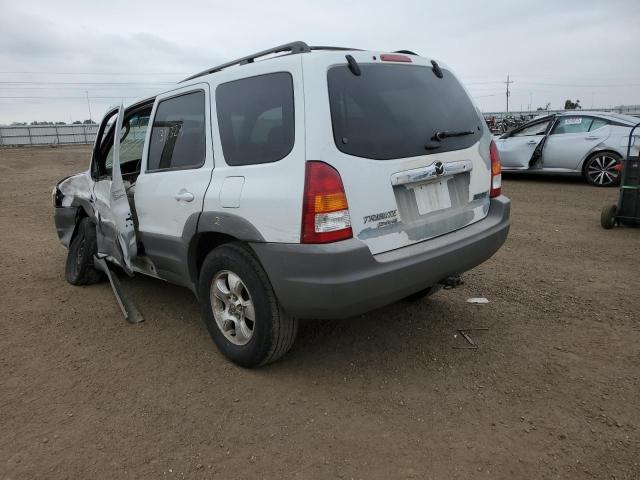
[92,104,138,275]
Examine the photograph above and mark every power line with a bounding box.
[465,81,504,85]
[0,86,163,90]
[518,81,640,88]
[0,96,144,99]
[0,71,636,88]
[0,81,173,85]
[0,71,187,75]
[466,80,640,88]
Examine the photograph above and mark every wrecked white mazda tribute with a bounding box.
[53,42,510,367]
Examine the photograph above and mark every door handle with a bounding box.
[585,136,599,140]
[174,190,194,202]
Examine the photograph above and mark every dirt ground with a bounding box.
[1,145,639,480]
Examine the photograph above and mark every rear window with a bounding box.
[327,64,483,160]
[216,72,295,166]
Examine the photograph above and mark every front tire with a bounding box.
[198,243,298,367]
[65,217,104,285]
[584,152,622,187]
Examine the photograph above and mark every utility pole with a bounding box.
[85,90,92,122]
[504,75,514,113]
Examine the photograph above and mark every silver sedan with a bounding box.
[495,112,639,186]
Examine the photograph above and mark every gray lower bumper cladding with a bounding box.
[251,196,511,319]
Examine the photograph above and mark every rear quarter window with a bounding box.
[589,118,608,131]
[216,72,295,166]
[327,64,483,160]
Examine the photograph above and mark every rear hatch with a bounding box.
[303,51,493,255]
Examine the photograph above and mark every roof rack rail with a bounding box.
[181,41,311,82]
[181,42,363,83]
[310,46,362,52]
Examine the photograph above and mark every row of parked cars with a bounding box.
[54,42,634,367]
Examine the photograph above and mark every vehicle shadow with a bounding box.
[269,292,486,377]
[116,273,475,376]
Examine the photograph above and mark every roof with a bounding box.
[557,111,639,125]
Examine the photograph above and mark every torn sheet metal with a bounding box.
[94,256,144,324]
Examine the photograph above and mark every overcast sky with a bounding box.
[1,0,639,124]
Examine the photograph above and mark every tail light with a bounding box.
[489,140,502,198]
[301,161,353,243]
[380,53,412,63]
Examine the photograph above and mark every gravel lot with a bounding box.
[1,145,639,479]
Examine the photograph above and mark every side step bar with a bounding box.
[93,256,144,324]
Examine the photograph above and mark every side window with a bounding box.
[589,118,608,131]
[216,72,294,166]
[552,117,591,135]
[105,112,151,173]
[147,91,206,171]
[512,120,550,137]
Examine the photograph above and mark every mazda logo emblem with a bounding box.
[434,162,445,176]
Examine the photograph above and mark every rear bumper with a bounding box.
[251,196,511,319]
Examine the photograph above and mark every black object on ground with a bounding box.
[601,121,640,229]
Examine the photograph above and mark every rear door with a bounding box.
[495,118,552,168]
[542,116,610,169]
[303,52,492,255]
[133,84,214,283]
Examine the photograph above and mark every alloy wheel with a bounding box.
[587,154,620,186]
[210,270,256,346]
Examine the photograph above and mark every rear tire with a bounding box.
[584,152,622,187]
[198,243,298,367]
[600,204,617,229]
[65,217,104,285]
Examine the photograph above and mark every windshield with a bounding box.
[327,64,483,160]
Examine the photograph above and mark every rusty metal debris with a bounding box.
[454,327,488,349]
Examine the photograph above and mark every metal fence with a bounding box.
[0,124,99,147]
[483,106,640,122]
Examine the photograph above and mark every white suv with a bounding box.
[53,42,510,367]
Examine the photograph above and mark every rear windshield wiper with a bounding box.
[433,130,475,141]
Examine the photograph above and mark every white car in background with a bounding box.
[495,112,640,186]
